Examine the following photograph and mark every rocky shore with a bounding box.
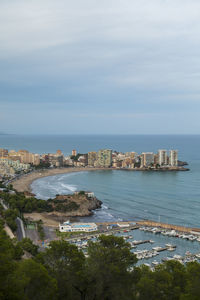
[49,192,102,219]
[24,192,102,226]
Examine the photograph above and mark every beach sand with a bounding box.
[12,167,108,193]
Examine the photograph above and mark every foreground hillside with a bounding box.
[1,221,200,300]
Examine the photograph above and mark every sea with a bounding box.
[1,134,200,227]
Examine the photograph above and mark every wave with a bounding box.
[60,183,77,192]
[102,205,109,210]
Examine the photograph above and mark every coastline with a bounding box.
[12,167,110,193]
[12,166,189,193]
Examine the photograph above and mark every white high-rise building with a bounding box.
[169,150,178,166]
[158,150,168,166]
[141,152,154,167]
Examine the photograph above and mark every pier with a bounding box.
[136,220,200,234]
[96,220,200,234]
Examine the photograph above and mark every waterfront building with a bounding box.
[154,154,159,165]
[158,150,168,166]
[59,221,97,232]
[56,149,63,156]
[97,149,112,167]
[74,161,85,167]
[169,150,178,166]
[2,149,41,166]
[125,152,137,158]
[117,153,126,160]
[74,191,95,198]
[44,150,65,167]
[48,154,64,167]
[19,151,40,165]
[122,157,134,168]
[78,154,88,166]
[64,156,74,166]
[0,158,30,176]
[72,149,77,156]
[8,150,21,161]
[112,158,122,168]
[141,152,154,167]
[0,148,8,157]
[32,154,40,165]
[88,151,97,166]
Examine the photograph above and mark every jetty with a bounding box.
[136,220,200,234]
[95,219,200,235]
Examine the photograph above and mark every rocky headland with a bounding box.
[23,191,102,225]
[48,192,102,219]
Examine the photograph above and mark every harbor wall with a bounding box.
[136,220,200,233]
[96,220,200,234]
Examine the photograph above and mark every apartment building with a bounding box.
[88,152,97,166]
[141,152,154,167]
[169,150,178,166]
[97,149,112,167]
[158,150,168,166]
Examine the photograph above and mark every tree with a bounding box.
[14,259,57,300]
[163,260,187,299]
[3,208,19,232]
[136,260,187,300]
[37,240,86,300]
[86,235,138,300]
[18,238,39,256]
[0,226,23,299]
[181,262,200,300]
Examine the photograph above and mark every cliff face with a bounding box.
[46,193,102,219]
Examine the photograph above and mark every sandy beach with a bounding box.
[12,165,188,193]
[12,167,108,193]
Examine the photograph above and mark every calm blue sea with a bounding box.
[1,134,200,227]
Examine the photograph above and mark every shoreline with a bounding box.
[12,167,110,193]
[12,166,189,193]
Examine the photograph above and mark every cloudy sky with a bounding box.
[1,0,200,134]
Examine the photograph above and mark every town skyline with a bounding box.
[0,146,183,178]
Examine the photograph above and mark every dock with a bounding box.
[136,220,200,234]
[96,219,200,235]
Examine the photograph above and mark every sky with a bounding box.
[1,0,200,134]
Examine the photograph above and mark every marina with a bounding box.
[51,221,200,269]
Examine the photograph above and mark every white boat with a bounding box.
[165,243,176,248]
[152,246,162,251]
[167,247,176,251]
[173,254,182,260]
[143,263,151,267]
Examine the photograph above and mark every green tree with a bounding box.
[15,259,57,300]
[181,262,200,300]
[18,238,39,256]
[37,240,86,300]
[137,264,172,300]
[86,235,138,300]
[0,226,23,299]
[3,208,19,232]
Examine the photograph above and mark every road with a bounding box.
[1,197,26,241]
[16,217,26,241]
